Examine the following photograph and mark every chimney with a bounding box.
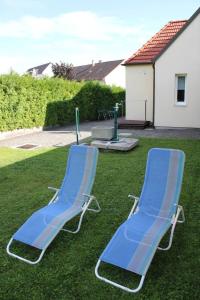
[92,60,95,66]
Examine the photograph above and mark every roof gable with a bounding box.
[27,62,51,74]
[124,7,200,65]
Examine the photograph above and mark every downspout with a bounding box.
[152,63,155,127]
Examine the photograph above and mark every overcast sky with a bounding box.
[0,0,199,74]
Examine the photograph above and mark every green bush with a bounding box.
[0,74,125,131]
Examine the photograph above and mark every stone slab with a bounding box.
[91,138,139,151]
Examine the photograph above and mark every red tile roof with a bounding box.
[124,20,187,65]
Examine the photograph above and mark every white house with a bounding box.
[27,63,53,78]
[124,7,200,128]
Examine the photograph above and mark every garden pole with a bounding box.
[112,103,119,142]
[121,100,124,117]
[75,107,79,145]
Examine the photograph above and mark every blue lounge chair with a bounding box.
[95,148,185,293]
[7,145,100,264]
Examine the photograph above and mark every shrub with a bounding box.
[0,74,125,131]
[52,61,74,80]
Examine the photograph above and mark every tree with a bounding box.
[52,61,74,80]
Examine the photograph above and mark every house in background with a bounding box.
[27,62,53,78]
[73,60,125,87]
[26,60,125,87]
[123,7,200,128]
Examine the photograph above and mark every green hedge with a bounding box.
[0,74,125,131]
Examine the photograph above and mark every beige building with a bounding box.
[124,7,200,128]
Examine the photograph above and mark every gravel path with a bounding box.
[0,120,199,148]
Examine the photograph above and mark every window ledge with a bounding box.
[175,102,187,107]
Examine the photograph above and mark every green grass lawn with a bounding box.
[0,138,199,300]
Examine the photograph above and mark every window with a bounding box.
[176,75,186,105]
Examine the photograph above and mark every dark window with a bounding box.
[177,76,186,103]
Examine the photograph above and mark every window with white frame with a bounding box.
[176,75,186,104]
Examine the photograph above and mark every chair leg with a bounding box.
[177,205,185,223]
[158,206,185,251]
[95,260,145,293]
[62,209,86,234]
[6,238,46,265]
[62,197,101,234]
[87,197,101,213]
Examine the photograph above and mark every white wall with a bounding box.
[31,64,53,78]
[42,64,54,77]
[105,64,125,88]
[35,64,53,78]
[125,64,153,121]
[155,13,200,128]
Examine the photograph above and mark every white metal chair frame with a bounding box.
[95,194,185,293]
[7,186,100,265]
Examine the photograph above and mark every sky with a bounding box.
[0,0,199,74]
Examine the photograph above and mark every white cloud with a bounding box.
[0,11,147,41]
[0,11,154,74]
[0,16,54,39]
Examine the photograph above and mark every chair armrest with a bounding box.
[48,187,59,192]
[48,187,60,205]
[128,194,139,201]
[82,193,95,201]
[127,194,139,219]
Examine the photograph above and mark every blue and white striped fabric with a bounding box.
[100,148,185,276]
[13,145,99,250]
